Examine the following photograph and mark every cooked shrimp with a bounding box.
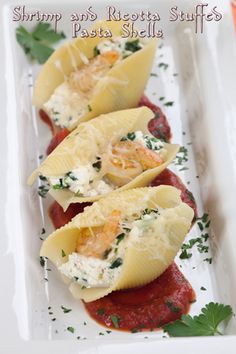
[104,141,163,186]
[76,210,121,259]
[101,51,120,65]
[68,51,120,96]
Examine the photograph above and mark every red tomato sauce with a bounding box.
[39,109,56,135]
[84,263,195,331]
[139,95,172,142]
[151,169,197,220]
[48,201,91,229]
[46,128,70,155]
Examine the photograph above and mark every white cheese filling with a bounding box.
[97,37,143,59]
[121,130,167,159]
[59,253,121,288]
[44,82,89,129]
[59,209,161,289]
[48,163,114,197]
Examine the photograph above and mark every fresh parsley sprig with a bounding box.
[16,22,65,64]
[164,302,233,337]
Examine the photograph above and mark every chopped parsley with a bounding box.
[88,104,92,112]
[121,132,136,141]
[158,62,169,70]
[110,315,120,328]
[131,324,146,333]
[39,256,45,267]
[186,190,195,202]
[125,39,142,53]
[65,171,77,181]
[179,249,192,260]
[166,300,180,313]
[67,326,75,334]
[174,146,188,167]
[61,305,72,314]
[61,249,66,258]
[142,208,159,216]
[201,286,207,291]
[150,73,158,77]
[110,258,123,269]
[97,308,105,316]
[52,178,65,190]
[116,233,125,245]
[92,157,102,171]
[159,96,165,101]
[164,302,233,337]
[39,175,47,181]
[38,185,49,198]
[93,46,100,57]
[164,101,174,107]
[179,214,211,261]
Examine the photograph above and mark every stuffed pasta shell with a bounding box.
[40,186,194,302]
[33,20,157,130]
[28,107,179,210]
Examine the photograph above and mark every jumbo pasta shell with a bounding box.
[28,107,180,210]
[40,186,194,302]
[33,20,157,130]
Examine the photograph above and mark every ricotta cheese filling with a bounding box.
[48,163,114,197]
[96,37,143,59]
[44,83,89,128]
[59,208,161,289]
[120,130,167,159]
[44,37,143,129]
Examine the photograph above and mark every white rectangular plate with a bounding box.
[1,0,236,353]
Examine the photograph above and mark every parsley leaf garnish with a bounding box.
[93,46,100,57]
[166,300,180,313]
[110,258,123,269]
[164,101,174,107]
[61,305,72,314]
[39,256,45,267]
[61,249,66,257]
[164,302,233,337]
[97,308,105,316]
[67,326,75,334]
[110,315,120,328]
[16,22,65,64]
[116,233,125,245]
[125,39,142,53]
